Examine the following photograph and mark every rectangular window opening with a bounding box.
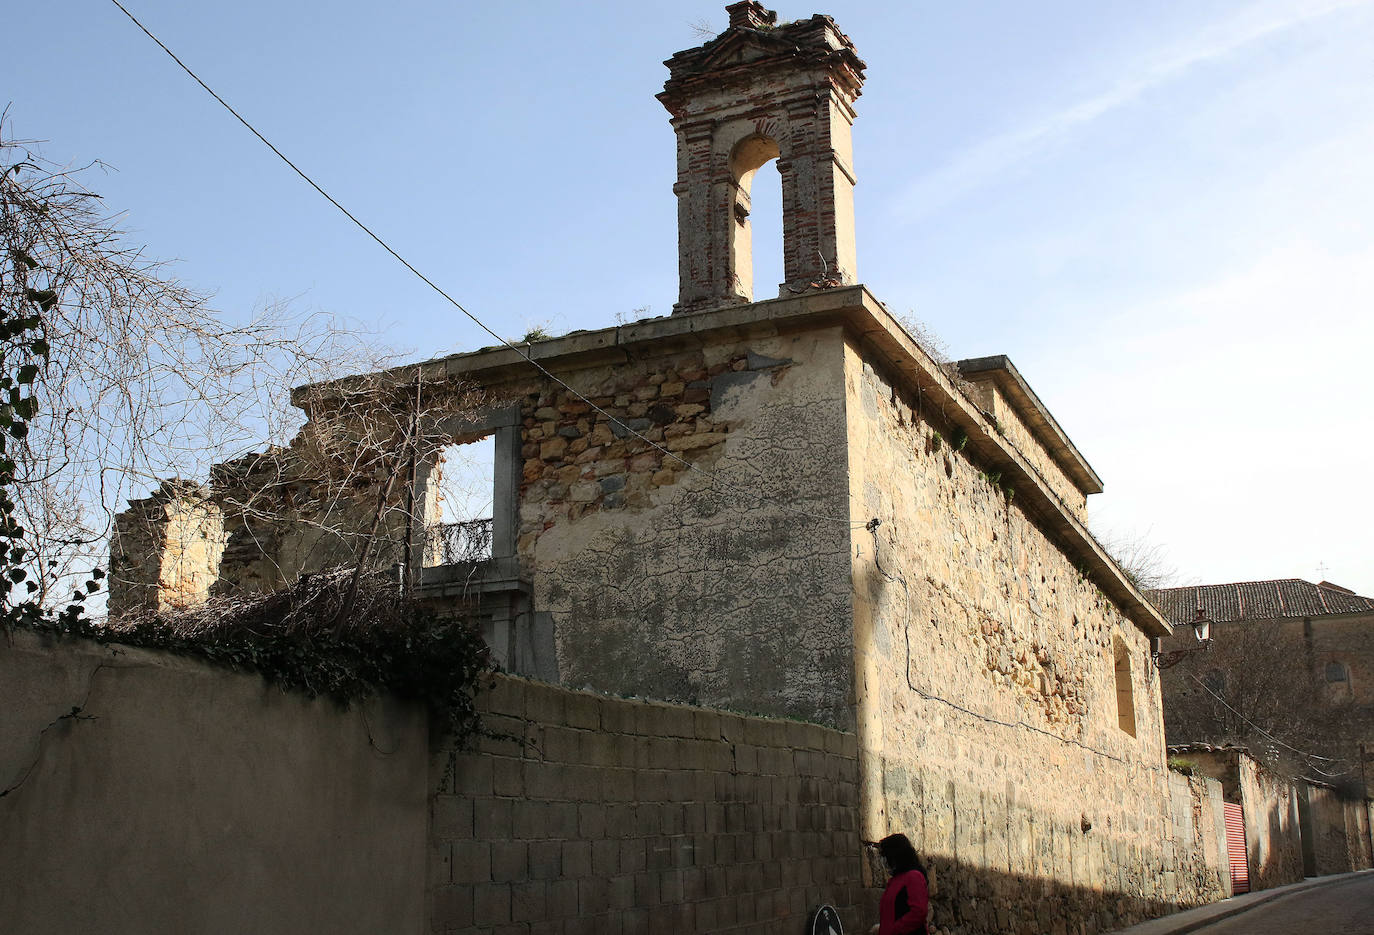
[423,435,495,567]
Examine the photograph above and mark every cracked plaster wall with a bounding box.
[510,327,854,728]
[843,343,1226,934]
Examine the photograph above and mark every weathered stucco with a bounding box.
[509,326,855,727]
[0,631,428,935]
[843,341,1224,932]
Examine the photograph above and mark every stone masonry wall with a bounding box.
[505,326,855,727]
[1179,749,1304,891]
[844,343,1225,935]
[961,380,1088,521]
[108,480,226,616]
[430,674,866,935]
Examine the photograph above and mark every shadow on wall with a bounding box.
[914,858,1220,935]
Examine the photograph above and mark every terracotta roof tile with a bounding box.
[1147,579,1374,626]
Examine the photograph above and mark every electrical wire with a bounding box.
[1187,673,1349,777]
[108,0,871,530]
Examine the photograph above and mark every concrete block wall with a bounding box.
[429,674,866,935]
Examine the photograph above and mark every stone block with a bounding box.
[451,839,493,884]
[432,795,474,836]
[493,756,524,798]
[577,803,607,839]
[541,879,577,921]
[528,840,562,880]
[633,871,660,907]
[473,883,512,926]
[510,881,547,923]
[491,840,528,882]
[620,838,647,874]
[591,839,620,877]
[560,691,601,731]
[452,756,495,797]
[475,799,514,840]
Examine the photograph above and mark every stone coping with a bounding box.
[957,354,1104,496]
[294,286,1169,639]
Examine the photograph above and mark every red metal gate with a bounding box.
[1224,802,1249,894]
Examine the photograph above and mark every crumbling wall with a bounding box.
[1306,783,1374,875]
[108,479,226,616]
[430,673,866,935]
[845,344,1225,934]
[509,326,855,727]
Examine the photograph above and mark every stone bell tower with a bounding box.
[659,2,866,315]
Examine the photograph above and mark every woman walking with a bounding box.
[872,833,929,935]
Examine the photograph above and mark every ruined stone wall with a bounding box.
[431,673,865,935]
[505,326,855,727]
[108,480,226,616]
[959,380,1087,520]
[844,343,1225,934]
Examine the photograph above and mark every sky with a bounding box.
[8,0,1374,595]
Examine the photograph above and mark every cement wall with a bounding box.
[1236,755,1304,889]
[844,345,1227,934]
[431,673,866,935]
[1305,783,1374,875]
[1178,748,1304,890]
[0,630,429,935]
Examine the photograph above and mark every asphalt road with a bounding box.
[1195,874,1374,933]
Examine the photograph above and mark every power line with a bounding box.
[107,0,870,531]
[1187,673,1348,777]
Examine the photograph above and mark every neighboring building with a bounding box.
[1151,579,1374,785]
[1168,742,1374,892]
[105,4,1238,933]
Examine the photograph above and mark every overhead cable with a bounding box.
[108,0,870,530]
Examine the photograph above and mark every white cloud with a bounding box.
[1079,240,1374,593]
[895,0,1370,221]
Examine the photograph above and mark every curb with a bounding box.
[1109,869,1373,934]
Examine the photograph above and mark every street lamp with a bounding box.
[1151,608,1213,670]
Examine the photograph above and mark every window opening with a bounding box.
[1325,661,1349,683]
[748,159,783,300]
[729,134,782,303]
[1114,638,1137,737]
[424,435,495,566]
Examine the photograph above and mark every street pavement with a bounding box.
[1110,870,1374,935]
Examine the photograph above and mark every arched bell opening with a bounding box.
[728,134,782,303]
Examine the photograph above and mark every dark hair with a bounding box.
[877,833,925,876]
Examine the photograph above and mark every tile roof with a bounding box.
[1147,579,1374,626]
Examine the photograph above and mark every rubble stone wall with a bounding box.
[1236,755,1304,890]
[108,480,226,616]
[844,343,1226,934]
[503,326,855,727]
